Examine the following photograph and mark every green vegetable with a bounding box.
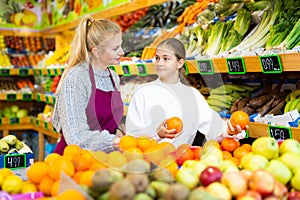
[245,0,273,11]
[277,18,300,49]
[205,21,227,55]
[220,29,242,52]
[233,8,251,37]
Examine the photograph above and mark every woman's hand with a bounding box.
[156,120,181,139]
[225,119,249,141]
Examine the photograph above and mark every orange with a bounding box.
[26,161,49,184]
[230,111,250,130]
[48,156,75,180]
[119,135,137,151]
[78,170,94,187]
[122,147,143,161]
[220,138,240,152]
[228,156,240,166]
[143,146,165,165]
[57,189,85,200]
[241,143,252,152]
[72,171,85,184]
[106,151,127,169]
[233,146,250,160]
[63,144,82,159]
[72,154,91,172]
[191,146,202,160]
[165,117,183,133]
[44,153,61,165]
[136,136,153,152]
[158,158,179,177]
[175,147,195,166]
[51,180,60,197]
[222,151,233,160]
[89,162,107,171]
[39,176,54,196]
[156,142,176,154]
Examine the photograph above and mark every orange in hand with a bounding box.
[165,117,183,134]
[230,111,250,131]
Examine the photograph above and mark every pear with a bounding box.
[1,135,17,146]
[150,181,170,198]
[163,183,190,200]
[188,189,218,200]
[151,168,174,183]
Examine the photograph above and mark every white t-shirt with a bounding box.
[125,78,227,147]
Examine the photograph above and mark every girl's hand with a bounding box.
[156,120,181,139]
[226,119,249,141]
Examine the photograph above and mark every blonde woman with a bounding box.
[52,15,125,154]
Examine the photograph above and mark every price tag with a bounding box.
[197,59,214,74]
[47,68,51,76]
[19,68,29,76]
[136,64,148,76]
[44,122,49,130]
[45,95,50,104]
[268,125,291,141]
[0,68,10,76]
[226,57,246,74]
[259,55,282,73]
[121,65,131,76]
[108,65,116,72]
[39,69,43,76]
[52,96,56,105]
[10,117,20,124]
[22,93,32,101]
[0,118,2,125]
[36,93,41,102]
[36,119,40,126]
[54,68,58,76]
[30,116,34,124]
[6,93,16,101]
[4,154,26,169]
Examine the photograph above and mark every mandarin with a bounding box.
[220,138,240,152]
[233,146,250,159]
[26,161,49,185]
[165,117,183,133]
[119,135,137,151]
[39,176,54,196]
[136,136,153,152]
[57,189,85,200]
[230,110,250,130]
[48,156,75,180]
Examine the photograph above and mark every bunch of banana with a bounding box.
[0,135,24,153]
[206,84,259,112]
[284,89,300,113]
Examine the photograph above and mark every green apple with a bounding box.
[265,159,292,185]
[221,159,239,173]
[279,139,300,155]
[291,171,300,191]
[241,154,269,171]
[279,152,300,172]
[206,182,232,200]
[181,160,207,177]
[175,167,199,189]
[221,171,248,197]
[252,136,278,160]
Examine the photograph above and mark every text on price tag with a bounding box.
[268,125,291,141]
[226,57,246,74]
[259,55,282,73]
[4,154,26,169]
[197,59,214,74]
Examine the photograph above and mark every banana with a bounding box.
[207,99,231,109]
[210,87,233,95]
[1,135,17,146]
[284,100,293,113]
[209,105,222,112]
[0,140,9,153]
[15,139,24,150]
[289,99,300,111]
[295,100,300,112]
[290,89,300,100]
[208,94,234,104]
[223,84,246,92]
[285,93,291,103]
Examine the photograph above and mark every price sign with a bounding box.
[39,69,43,76]
[4,154,26,169]
[47,68,51,76]
[36,119,40,126]
[30,116,34,124]
[36,93,41,102]
[52,96,56,105]
[108,65,116,72]
[121,65,131,76]
[19,68,29,76]
[54,68,58,76]
[197,59,214,74]
[226,57,246,74]
[22,93,32,101]
[6,93,16,101]
[0,118,2,125]
[10,117,20,124]
[137,64,148,76]
[259,55,282,73]
[44,122,49,130]
[268,125,291,141]
[45,95,50,104]
[0,68,10,76]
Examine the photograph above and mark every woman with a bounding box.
[52,15,125,154]
[125,38,245,148]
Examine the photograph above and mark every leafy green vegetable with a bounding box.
[220,29,242,52]
[233,8,251,37]
[277,18,300,49]
[205,21,227,55]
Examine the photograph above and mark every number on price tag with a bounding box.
[268,125,291,141]
[10,117,20,124]
[226,57,246,74]
[19,68,29,76]
[0,69,10,76]
[44,122,49,130]
[108,65,116,72]
[121,65,131,76]
[137,64,148,76]
[45,95,50,104]
[4,154,26,169]
[37,93,41,102]
[197,60,214,74]
[259,55,282,73]
[6,93,16,101]
[22,93,32,101]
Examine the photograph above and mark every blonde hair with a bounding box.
[56,15,121,93]
[156,38,189,85]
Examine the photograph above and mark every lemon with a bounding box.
[2,175,23,194]
[21,180,38,193]
[0,168,14,178]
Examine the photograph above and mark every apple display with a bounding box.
[265,159,292,185]
[206,182,232,200]
[287,191,300,200]
[221,171,248,197]
[272,180,288,199]
[291,171,300,191]
[279,152,300,173]
[200,166,222,187]
[252,136,278,160]
[241,154,269,171]
[249,169,275,197]
[175,167,199,189]
[181,160,207,177]
[279,139,300,155]
[236,190,262,200]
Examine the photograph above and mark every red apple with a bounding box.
[236,190,262,200]
[199,166,222,187]
[272,180,288,198]
[249,170,275,197]
[287,191,300,200]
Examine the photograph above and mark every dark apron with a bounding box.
[54,65,124,155]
